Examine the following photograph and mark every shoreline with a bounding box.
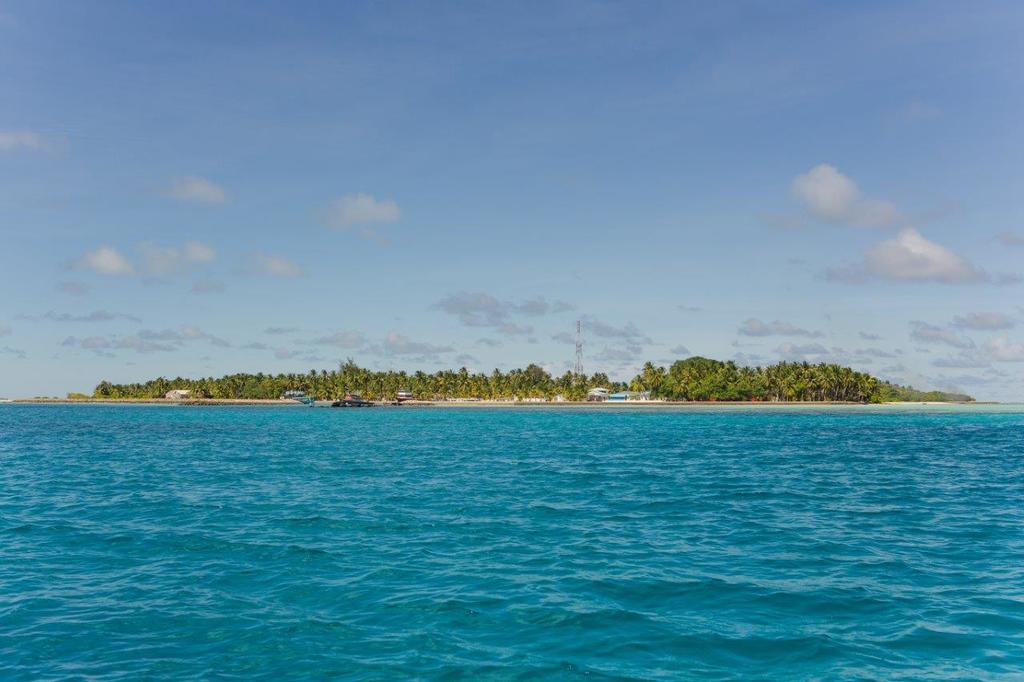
[4,398,989,407]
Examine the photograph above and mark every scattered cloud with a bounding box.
[141,241,215,276]
[191,278,226,294]
[75,246,135,276]
[381,331,454,359]
[827,228,986,284]
[454,353,479,366]
[791,164,899,229]
[996,231,1024,247]
[61,325,231,355]
[139,326,231,348]
[669,344,690,355]
[62,335,176,354]
[738,318,823,338]
[775,342,832,361]
[325,193,400,229]
[249,254,305,277]
[932,352,990,369]
[580,315,652,345]
[434,292,573,336]
[57,281,90,296]
[0,323,10,337]
[986,336,1024,362]
[167,176,227,204]
[909,321,974,349]
[39,310,141,323]
[1,346,26,359]
[241,342,270,350]
[265,326,298,335]
[951,312,1014,331]
[273,347,325,362]
[850,347,897,360]
[0,130,46,151]
[476,338,503,347]
[678,305,703,313]
[859,331,882,341]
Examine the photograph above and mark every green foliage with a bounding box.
[92,356,973,403]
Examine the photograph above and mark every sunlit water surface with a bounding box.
[1,404,1023,678]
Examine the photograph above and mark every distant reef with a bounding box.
[89,357,973,404]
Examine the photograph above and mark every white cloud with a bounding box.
[249,254,304,277]
[864,229,984,283]
[829,229,985,284]
[791,164,898,229]
[326,193,400,229]
[738,318,823,338]
[76,247,135,276]
[951,312,1014,331]
[167,176,227,204]
[669,344,690,355]
[141,241,216,276]
[909,321,974,349]
[986,336,1024,362]
[0,131,45,151]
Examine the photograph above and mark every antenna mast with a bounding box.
[574,320,584,376]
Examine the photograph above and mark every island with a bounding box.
[86,357,972,404]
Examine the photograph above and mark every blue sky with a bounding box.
[2,0,1023,399]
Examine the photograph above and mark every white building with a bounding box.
[165,389,191,400]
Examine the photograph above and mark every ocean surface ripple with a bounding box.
[1,404,1023,679]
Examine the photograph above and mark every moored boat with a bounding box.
[331,393,374,408]
[281,390,314,406]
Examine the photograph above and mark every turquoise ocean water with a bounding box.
[1,404,1023,679]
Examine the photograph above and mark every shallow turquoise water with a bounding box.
[1,404,1023,679]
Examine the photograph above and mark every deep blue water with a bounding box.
[1,404,1023,679]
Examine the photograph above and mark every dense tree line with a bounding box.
[92,356,971,403]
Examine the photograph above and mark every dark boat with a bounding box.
[331,393,374,408]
